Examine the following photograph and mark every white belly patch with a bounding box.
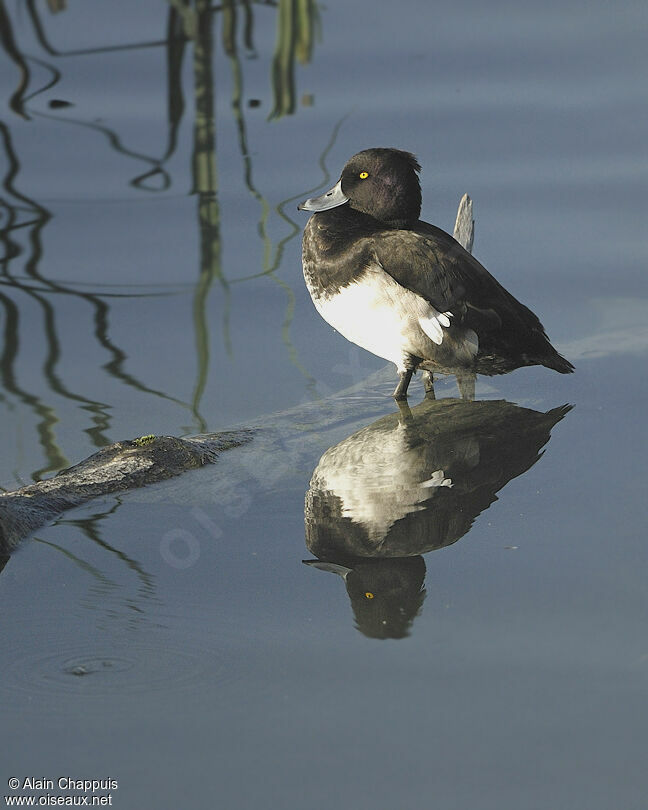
[311,265,460,370]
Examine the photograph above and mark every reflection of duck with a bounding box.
[299,148,573,399]
[305,397,571,638]
[305,557,426,640]
[305,397,572,560]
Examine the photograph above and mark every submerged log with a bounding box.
[0,432,253,554]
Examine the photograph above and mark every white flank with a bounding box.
[312,264,453,367]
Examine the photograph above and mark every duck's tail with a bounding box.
[543,351,575,374]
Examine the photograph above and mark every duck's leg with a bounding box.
[422,371,436,400]
[393,369,414,400]
[456,371,476,401]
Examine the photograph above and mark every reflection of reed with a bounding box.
[269,0,320,119]
[18,2,188,192]
[0,0,30,119]
[185,0,324,413]
[223,0,326,387]
[189,0,228,431]
[35,503,158,628]
[232,114,347,287]
[0,0,328,598]
[0,290,69,477]
[0,0,323,480]
[26,0,184,58]
[0,113,194,477]
[0,5,213,473]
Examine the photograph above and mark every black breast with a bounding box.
[302,208,385,297]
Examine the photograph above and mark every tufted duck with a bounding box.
[298,148,573,399]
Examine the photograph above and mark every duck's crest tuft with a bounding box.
[401,151,421,174]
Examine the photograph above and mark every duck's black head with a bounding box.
[299,148,422,228]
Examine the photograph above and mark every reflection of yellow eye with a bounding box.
[359,171,369,179]
[364,592,374,599]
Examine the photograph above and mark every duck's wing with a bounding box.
[370,223,574,373]
[370,222,545,333]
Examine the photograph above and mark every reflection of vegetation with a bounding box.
[189,0,227,431]
[35,501,158,629]
[0,0,31,119]
[0,288,69,477]
[0,0,322,484]
[0,112,191,477]
[270,0,320,119]
[222,0,339,392]
[0,0,328,607]
[0,6,202,477]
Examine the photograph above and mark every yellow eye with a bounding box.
[359,171,369,179]
[364,592,374,599]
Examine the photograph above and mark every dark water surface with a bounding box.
[1,2,647,808]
